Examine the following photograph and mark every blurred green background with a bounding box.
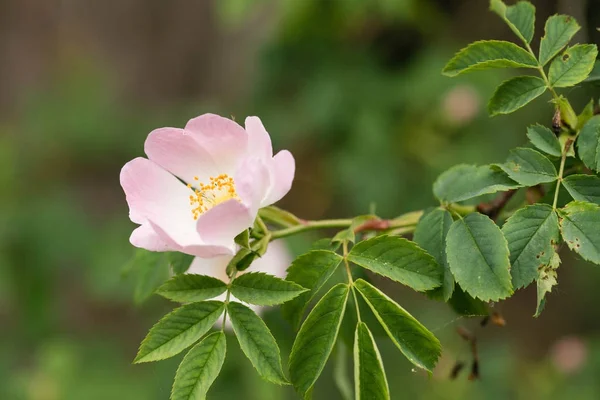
[2,0,600,399]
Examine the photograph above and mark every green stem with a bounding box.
[270,219,354,239]
[524,42,560,101]
[221,270,238,331]
[552,139,572,210]
[269,210,423,240]
[255,216,270,236]
[342,241,361,323]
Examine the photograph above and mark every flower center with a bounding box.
[188,174,239,220]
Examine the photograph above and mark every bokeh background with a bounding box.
[2,0,600,399]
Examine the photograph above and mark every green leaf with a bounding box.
[332,215,379,244]
[501,204,560,289]
[230,272,307,306]
[526,124,562,157]
[259,206,302,228]
[310,238,341,252]
[234,229,250,249]
[442,40,538,77]
[156,274,227,303]
[534,251,560,317]
[577,99,595,130]
[488,76,547,116]
[168,252,195,275]
[539,14,581,66]
[562,175,600,205]
[498,148,558,186]
[354,279,441,372]
[446,213,513,301]
[584,60,600,83]
[548,44,598,88]
[289,284,350,399]
[134,301,225,363]
[347,235,443,292]
[126,250,170,304]
[354,322,390,400]
[559,201,600,265]
[282,250,343,330]
[414,208,455,301]
[227,302,288,385]
[489,0,536,44]
[333,343,353,400]
[433,164,520,203]
[171,331,226,400]
[447,285,489,317]
[577,115,600,172]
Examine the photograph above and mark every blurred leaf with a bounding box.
[535,251,560,317]
[447,213,513,301]
[488,76,546,116]
[577,115,600,172]
[562,175,600,205]
[125,250,170,305]
[171,331,226,400]
[310,238,342,252]
[447,285,489,316]
[433,164,519,203]
[413,208,455,301]
[156,275,227,303]
[289,284,349,399]
[348,235,443,292]
[583,60,600,83]
[577,99,595,130]
[527,124,562,156]
[442,40,537,77]
[227,302,288,385]
[498,148,558,186]
[333,343,353,400]
[332,228,356,244]
[282,250,343,330]
[502,204,559,289]
[354,322,390,400]
[333,215,379,244]
[559,201,600,265]
[168,252,195,275]
[548,45,598,88]
[354,279,441,372]
[539,15,581,66]
[489,0,536,44]
[134,301,225,363]
[230,272,307,306]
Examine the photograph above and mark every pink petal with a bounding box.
[148,220,234,258]
[196,199,254,248]
[185,114,248,174]
[120,157,199,248]
[130,224,173,252]
[234,157,270,211]
[187,255,231,279]
[245,116,273,161]
[144,127,219,184]
[263,150,295,206]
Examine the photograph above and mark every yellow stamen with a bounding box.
[188,174,240,220]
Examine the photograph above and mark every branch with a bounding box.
[476,190,517,221]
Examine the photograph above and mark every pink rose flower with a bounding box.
[120,114,295,257]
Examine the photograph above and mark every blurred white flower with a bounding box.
[441,84,481,126]
[187,240,292,329]
[550,335,587,375]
